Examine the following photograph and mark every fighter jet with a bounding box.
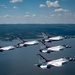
[39,42,71,53]
[35,54,75,69]
[42,32,72,42]
[0,45,16,52]
[17,37,39,47]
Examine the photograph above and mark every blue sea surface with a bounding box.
[0,24,75,75]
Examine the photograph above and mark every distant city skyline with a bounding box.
[0,0,75,24]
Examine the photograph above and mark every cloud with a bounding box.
[0,5,7,8]
[24,12,36,18]
[10,0,23,3]
[4,15,12,18]
[24,14,36,18]
[46,0,59,8]
[0,14,75,24]
[39,4,45,8]
[25,12,30,14]
[32,14,36,17]
[55,8,69,12]
[13,6,18,9]
[24,15,30,18]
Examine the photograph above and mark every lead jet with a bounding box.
[35,54,75,69]
[42,32,72,42]
[17,37,39,47]
[39,42,71,53]
[0,45,16,52]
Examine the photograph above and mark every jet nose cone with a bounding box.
[35,64,41,67]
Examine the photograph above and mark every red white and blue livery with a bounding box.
[42,32,72,42]
[39,42,71,53]
[35,54,75,69]
[17,37,39,47]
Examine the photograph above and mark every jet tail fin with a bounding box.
[37,54,52,63]
[39,41,51,49]
[42,32,51,39]
[39,41,46,49]
[37,54,47,63]
[18,37,27,42]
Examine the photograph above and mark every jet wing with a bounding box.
[0,46,15,51]
[49,58,69,67]
[51,62,62,67]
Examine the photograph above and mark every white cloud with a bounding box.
[46,0,59,8]
[32,14,36,17]
[25,12,30,14]
[24,12,36,18]
[0,14,75,24]
[4,15,12,18]
[13,6,18,9]
[39,4,45,8]
[24,14,36,18]
[24,15,30,18]
[55,8,69,12]
[10,0,23,3]
[0,5,7,8]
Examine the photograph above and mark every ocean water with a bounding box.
[0,24,75,75]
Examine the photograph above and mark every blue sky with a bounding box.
[0,0,75,24]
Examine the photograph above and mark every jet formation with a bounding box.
[0,32,75,70]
